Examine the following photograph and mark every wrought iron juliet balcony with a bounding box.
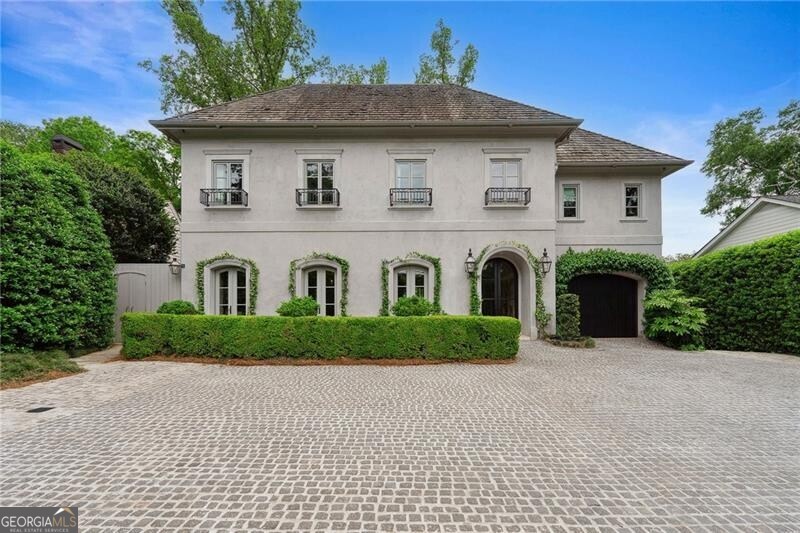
[296,188,340,206]
[200,188,248,207]
[390,188,433,207]
[484,187,531,206]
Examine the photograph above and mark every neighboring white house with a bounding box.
[152,84,690,337]
[694,195,800,257]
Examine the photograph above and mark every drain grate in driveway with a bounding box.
[26,407,55,413]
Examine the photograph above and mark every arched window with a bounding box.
[214,266,247,315]
[395,265,427,299]
[303,265,337,316]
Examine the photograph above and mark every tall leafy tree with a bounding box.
[318,57,389,84]
[415,19,479,86]
[142,0,387,114]
[702,100,800,226]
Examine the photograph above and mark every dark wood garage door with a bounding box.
[567,274,638,337]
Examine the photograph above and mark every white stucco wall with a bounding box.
[178,135,668,337]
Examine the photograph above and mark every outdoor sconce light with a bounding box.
[169,257,185,276]
[464,248,476,274]
[539,248,553,276]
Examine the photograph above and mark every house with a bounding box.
[151,84,691,338]
[694,195,800,257]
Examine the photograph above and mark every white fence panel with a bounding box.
[114,263,181,341]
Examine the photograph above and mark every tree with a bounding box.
[702,100,800,226]
[0,142,116,351]
[63,152,177,263]
[0,117,182,209]
[142,0,388,115]
[318,57,389,84]
[415,19,479,86]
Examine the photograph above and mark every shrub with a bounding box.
[671,231,800,354]
[555,293,581,340]
[63,151,176,263]
[276,296,319,317]
[122,314,521,361]
[0,142,115,351]
[643,289,707,350]
[556,248,673,296]
[392,296,435,316]
[157,300,198,315]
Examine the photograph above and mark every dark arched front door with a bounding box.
[481,258,518,318]
[568,274,638,337]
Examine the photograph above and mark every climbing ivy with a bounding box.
[288,252,350,316]
[195,252,259,314]
[468,242,550,336]
[380,252,442,315]
[555,248,673,297]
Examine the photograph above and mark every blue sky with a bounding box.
[2,1,798,254]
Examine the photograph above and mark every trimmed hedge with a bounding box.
[556,248,673,296]
[122,314,521,361]
[276,297,319,317]
[555,294,581,340]
[0,141,115,351]
[157,300,198,315]
[671,231,800,355]
[392,296,435,316]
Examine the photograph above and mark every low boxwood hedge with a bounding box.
[122,314,521,361]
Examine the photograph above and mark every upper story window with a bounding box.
[624,184,642,218]
[391,160,431,206]
[490,160,520,188]
[202,160,247,206]
[298,160,338,206]
[485,158,530,206]
[561,184,579,218]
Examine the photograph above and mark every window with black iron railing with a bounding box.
[296,188,340,207]
[200,188,249,207]
[389,188,433,207]
[484,187,531,206]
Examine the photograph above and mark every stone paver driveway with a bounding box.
[1,340,799,532]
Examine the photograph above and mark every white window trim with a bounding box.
[203,258,251,315]
[558,182,583,222]
[621,182,647,221]
[293,257,343,316]
[296,149,343,210]
[482,148,530,209]
[203,150,251,210]
[386,258,434,304]
[387,149,435,209]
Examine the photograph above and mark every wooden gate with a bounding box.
[114,264,181,341]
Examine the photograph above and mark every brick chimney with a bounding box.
[51,135,84,154]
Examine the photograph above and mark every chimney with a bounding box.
[51,135,84,154]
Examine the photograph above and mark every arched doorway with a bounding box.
[568,274,638,337]
[481,258,518,318]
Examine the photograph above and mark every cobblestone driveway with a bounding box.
[1,340,799,532]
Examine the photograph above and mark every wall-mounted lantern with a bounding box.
[169,257,185,276]
[464,248,476,274]
[539,248,553,276]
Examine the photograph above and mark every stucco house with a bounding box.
[152,84,690,337]
[694,195,800,257]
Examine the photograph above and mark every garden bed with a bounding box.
[122,314,520,361]
[0,350,85,389]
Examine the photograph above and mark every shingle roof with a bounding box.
[557,128,691,166]
[153,84,577,125]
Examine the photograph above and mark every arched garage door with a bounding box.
[567,274,638,337]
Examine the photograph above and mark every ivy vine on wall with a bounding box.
[195,252,259,314]
[380,252,442,315]
[555,248,673,297]
[288,252,350,316]
[468,242,550,335]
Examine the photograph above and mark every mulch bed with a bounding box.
[126,355,517,367]
[0,369,87,390]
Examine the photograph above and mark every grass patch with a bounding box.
[0,350,84,389]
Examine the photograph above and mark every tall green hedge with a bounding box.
[671,231,800,355]
[556,248,673,296]
[0,142,115,351]
[556,294,581,340]
[122,314,520,361]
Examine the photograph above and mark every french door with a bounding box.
[306,267,337,316]
[480,258,518,318]
[217,267,247,315]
